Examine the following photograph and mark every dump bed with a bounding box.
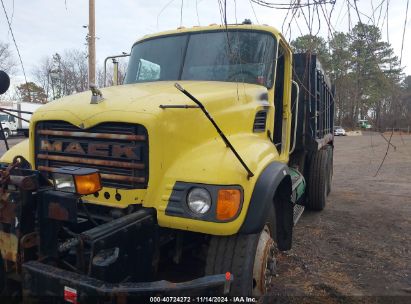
[292,53,335,153]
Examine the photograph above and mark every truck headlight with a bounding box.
[187,188,211,215]
[52,166,102,195]
[54,173,76,193]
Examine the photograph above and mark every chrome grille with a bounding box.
[35,121,149,189]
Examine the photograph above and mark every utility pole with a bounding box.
[17,102,22,128]
[88,0,96,85]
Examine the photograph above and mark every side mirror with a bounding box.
[0,71,10,95]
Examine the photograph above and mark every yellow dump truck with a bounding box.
[0,22,334,300]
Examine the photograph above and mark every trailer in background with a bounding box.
[0,102,43,137]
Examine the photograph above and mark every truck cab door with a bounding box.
[272,39,292,161]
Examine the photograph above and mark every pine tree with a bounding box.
[290,35,331,71]
[349,23,402,129]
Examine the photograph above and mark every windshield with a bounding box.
[125,30,277,88]
[0,115,8,122]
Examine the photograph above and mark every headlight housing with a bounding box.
[54,173,76,193]
[187,187,212,215]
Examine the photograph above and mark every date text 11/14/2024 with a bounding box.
[149,297,258,303]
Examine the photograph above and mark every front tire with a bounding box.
[205,206,278,296]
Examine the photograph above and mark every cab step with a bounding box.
[289,167,306,225]
[289,167,306,205]
[293,204,305,225]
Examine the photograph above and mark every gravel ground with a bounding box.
[268,133,411,303]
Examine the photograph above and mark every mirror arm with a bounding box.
[103,54,130,87]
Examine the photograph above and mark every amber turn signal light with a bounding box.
[74,173,102,195]
[216,189,241,221]
[52,166,102,195]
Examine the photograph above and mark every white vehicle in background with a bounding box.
[0,102,43,138]
[334,126,347,136]
[0,113,17,139]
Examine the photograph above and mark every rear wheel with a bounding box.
[325,145,333,195]
[307,147,329,210]
[205,206,278,296]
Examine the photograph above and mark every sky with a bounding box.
[0,0,410,87]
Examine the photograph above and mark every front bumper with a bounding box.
[23,261,231,302]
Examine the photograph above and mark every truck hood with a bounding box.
[21,80,275,212]
[34,81,266,122]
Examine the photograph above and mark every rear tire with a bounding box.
[307,147,329,210]
[325,145,333,195]
[205,205,277,296]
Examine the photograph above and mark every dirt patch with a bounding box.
[383,131,411,136]
[268,134,411,302]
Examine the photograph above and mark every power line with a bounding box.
[156,0,176,29]
[8,0,14,34]
[196,0,200,25]
[217,0,225,26]
[180,0,184,27]
[374,129,394,176]
[281,0,299,34]
[334,0,346,27]
[348,0,373,24]
[386,0,390,45]
[376,0,386,27]
[250,0,335,10]
[0,0,31,101]
[399,0,409,65]
[233,0,238,24]
[248,0,260,24]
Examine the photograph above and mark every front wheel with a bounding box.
[205,207,278,296]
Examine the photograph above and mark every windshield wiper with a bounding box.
[174,83,254,179]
